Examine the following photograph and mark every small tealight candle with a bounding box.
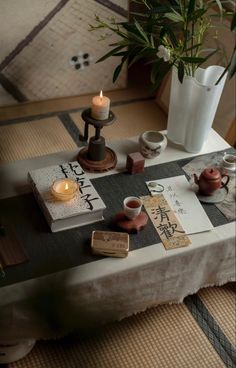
[51,178,79,201]
[91,90,110,120]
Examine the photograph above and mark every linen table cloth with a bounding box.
[0,130,235,338]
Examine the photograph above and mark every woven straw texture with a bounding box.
[0,97,167,163]
[0,117,77,163]
[0,0,59,65]
[2,0,127,101]
[198,284,236,347]
[8,303,226,368]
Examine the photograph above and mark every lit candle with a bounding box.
[51,178,79,201]
[91,90,110,120]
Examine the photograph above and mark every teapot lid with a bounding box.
[202,167,221,180]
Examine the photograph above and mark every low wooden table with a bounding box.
[0,130,235,339]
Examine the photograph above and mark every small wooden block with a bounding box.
[113,211,148,233]
[126,152,145,174]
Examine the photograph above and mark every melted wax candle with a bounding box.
[51,178,78,201]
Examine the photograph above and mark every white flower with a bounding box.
[157,45,171,62]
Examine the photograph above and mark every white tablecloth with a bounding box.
[0,130,235,339]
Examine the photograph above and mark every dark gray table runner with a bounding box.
[0,148,235,287]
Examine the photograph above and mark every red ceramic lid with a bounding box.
[202,167,221,180]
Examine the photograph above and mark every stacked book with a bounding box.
[28,161,106,232]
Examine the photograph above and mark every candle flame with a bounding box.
[99,90,103,100]
[65,183,69,191]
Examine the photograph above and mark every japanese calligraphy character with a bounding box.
[81,193,99,211]
[157,221,185,240]
[151,205,170,222]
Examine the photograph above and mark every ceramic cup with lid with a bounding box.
[139,131,167,159]
[221,153,236,175]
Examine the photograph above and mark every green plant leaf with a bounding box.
[128,53,145,67]
[228,47,236,79]
[181,56,206,63]
[113,52,127,56]
[129,11,149,18]
[147,4,172,14]
[151,62,173,91]
[166,27,179,48]
[188,8,207,21]
[160,26,167,39]
[203,48,218,61]
[134,19,149,43]
[214,0,223,14]
[178,61,185,83]
[165,12,183,22]
[96,46,125,63]
[128,46,156,67]
[126,31,148,44]
[185,43,202,52]
[187,0,196,16]
[113,63,123,83]
[150,33,155,48]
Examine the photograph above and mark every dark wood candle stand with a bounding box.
[77,108,117,172]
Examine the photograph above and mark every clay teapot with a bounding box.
[193,167,229,196]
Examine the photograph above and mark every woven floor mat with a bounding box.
[71,100,167,141]
[9,303,225,368]
[0,117,77,163]
[198,284,236,347]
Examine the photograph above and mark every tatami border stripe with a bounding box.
[0,0,70,72]
[185,295,236,368]
[0,74,28,103]
[94,0,128,17]
[0,96,155,127]
[58,113,86,147]
[191,294,236,363]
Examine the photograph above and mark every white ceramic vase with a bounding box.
[167,66,227,153]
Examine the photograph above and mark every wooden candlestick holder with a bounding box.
[77,108,117,172]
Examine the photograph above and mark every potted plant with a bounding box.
[90,0,236,152]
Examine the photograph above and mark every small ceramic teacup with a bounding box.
[123,196,142,220]
[221,153,236,174]
[139,131,167,159]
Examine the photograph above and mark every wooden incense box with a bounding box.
[91,230,129,258]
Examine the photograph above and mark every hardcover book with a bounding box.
[28,161,106,232]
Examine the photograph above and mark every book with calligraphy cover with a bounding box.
[28,162,106,232]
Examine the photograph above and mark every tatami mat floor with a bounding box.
[198,283,236,346]
[5,285,236,368]
[0,117,77,163]
[0,92,165,164]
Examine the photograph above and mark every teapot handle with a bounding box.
[221,174,230,189]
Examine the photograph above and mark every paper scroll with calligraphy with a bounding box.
[141,195,191,250]
[146,176,213,235]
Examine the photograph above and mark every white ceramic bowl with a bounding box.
[139,131,167,158]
